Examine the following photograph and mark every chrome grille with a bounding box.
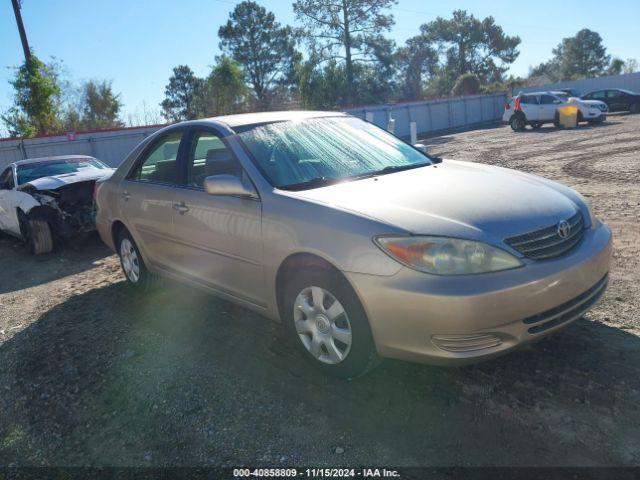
[504,212,584,260]
[523,274,608,335]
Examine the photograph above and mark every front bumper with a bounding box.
[345,223,612,366]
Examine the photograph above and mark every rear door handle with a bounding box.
[121,191,131,201]
[172,202,189,214]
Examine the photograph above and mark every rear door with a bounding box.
[519,95,539,121]
[120,129,184,271]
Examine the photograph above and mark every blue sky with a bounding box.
[1,0,638,124]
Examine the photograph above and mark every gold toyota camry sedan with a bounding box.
[95,111,612,378]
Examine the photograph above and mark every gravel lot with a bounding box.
[1,114,639,468]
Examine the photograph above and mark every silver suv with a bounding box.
[95,111,612,378]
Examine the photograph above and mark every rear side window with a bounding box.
[130,131,182,184]
[590,91,606,99]
[607,90,621,98]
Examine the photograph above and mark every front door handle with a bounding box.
[121,191,131,201]
[172,202,189,214]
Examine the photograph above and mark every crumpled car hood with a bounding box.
[20,168,115,191]
[283,160,580,245]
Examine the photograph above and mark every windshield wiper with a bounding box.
[277,176,341,191]
[371,161,434,176]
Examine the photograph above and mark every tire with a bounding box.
[531,123,542,129]
[577,111,584,123]
[117,228,158,291]
[26,219,53,255]
[283,269,379,379]
[509,115,525,131]
[630,103,639,114]
[553,112,560,127]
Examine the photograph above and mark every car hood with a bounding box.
[20,168,115,191]
[283,160,580,245]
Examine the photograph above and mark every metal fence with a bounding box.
[345,92,507,140]
[0,93,510,170]
[0,125,164,170]
[516,71,640,96]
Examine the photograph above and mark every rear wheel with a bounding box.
[553,112,560,127]
[283,269,379,379]
[630,103,639,114]
[117,229,158,290]
[510,115,525,131]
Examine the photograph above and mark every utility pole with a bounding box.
[11,0,32,64]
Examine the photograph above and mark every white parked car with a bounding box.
[503,91,608,131]
[0,155,114,254]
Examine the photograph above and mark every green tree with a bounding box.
[1,53,62,137]
[419,10,521,92]
[160,65,203,122]
[451,73,480,96]
[396,35,438,100]
[623,59,639,74]
[294,0,397,105]
[546,29,610,80]
[218,1,299,107]
[80,80,123,129]
[196,57,249,116]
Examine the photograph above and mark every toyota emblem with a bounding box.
[557,220,571,239]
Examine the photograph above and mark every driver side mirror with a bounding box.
[203,174,258,199]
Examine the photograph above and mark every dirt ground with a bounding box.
[1,114,639,468]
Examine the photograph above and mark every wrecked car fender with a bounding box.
[0,189,40,237]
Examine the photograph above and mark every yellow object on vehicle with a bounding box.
[558,105,578,128]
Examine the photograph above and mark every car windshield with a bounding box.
[236,116,434,190]
[17,158,106,185]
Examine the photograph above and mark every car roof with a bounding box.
[196,110,347,129]
[13,155,97,167]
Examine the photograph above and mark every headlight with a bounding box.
[374,236,523,275]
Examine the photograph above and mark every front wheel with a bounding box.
[26,219,53,255]
[284,270,379,378]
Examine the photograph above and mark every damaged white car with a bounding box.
[0,155,115,254]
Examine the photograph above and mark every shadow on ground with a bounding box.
[0,234,111,295]
[1,281,638,466]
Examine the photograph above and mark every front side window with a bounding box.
[520,95,538,104]
[131,131,182,184]
[237,116,433,190]
[590,91,606,99]
[607,90,621,99]
[0,167,14,189]
[540,95,561,105]
[16,158,106,185]
[186,131,241,188]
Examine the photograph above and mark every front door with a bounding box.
[539,94,563,121]
[120,130,183,271]
[169,129,264,306]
